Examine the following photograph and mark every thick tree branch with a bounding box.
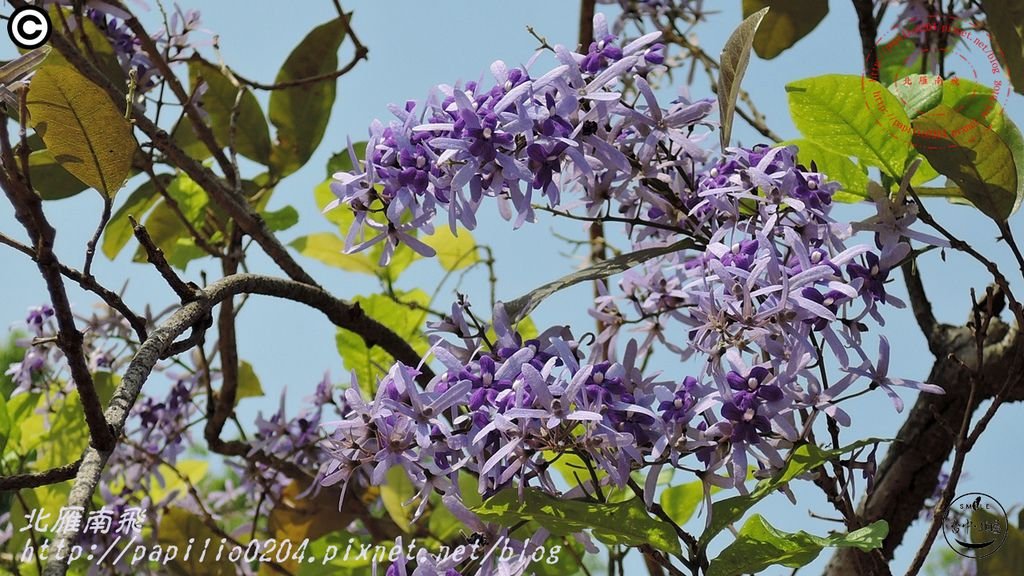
[0,460,81,491]
[39,272,428,575]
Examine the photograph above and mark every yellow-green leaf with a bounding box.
[236,360,264,401]
[27,58,134,197]
[786,74,911,177]
[425,225,478,271]
[102,175,168,259]
[290,232,376,274]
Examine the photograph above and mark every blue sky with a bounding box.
[2,1,1023,574]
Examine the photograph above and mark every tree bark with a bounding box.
[825,321,1024,575]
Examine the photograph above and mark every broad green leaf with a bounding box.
[936,79,1024,211]
[189,59,272,165]
[981,0,1024,95]
[889,75,944,118]
[718,6,769,150]
[545,451,608,486]
[786,74,911,176]
[133,199,207,270]
[33,390,90,471]
[171,117,212,162]
[27,58,134,197]
[912,105,1018,221]
[876,33,920,86]
[261,205,300,232]
[425,225,478,271]
[335,290,430,394]
[787,138,871,201]
[380,466,415,533]
[28,149,89,200]
[102,175,167,259]
[700,438,887,546]
[974,508,1023,575]
[327,142,368,177]
[269,19,347,176]
[0,393,11,456]
[502,238,698,323]
[236,361,264,401]
[742,0,829,60]
[708,514,888,576]
[661,480,720,528]
[166,172,209,223]
[290,232,376,274]
[474,488,682,556]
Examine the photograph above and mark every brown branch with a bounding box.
[128,215,200,302]
[0,460,81,491]
[853,0,881,82]
[0,121,116,452]
[37,272,424,575]
[39,15,320,287]
[0,232,148,341]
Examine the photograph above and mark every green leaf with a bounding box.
[269,19,347,176]
[380,466,415,533]
[742,0,829,60]
[425,225,478,271]
[502,238,698,323]
[261,205,300,232]
[133,199,208,270]
[290,233,376,274]
[473,488,682,556]
[309,178,420,279]
[786,74,911,176]
[28,149,89,200]
[335,290,430,394]
[102,175,167,259]
[327,142,367,176]
[786,138,871,201]
[700,438,888,547]
[718,6,769,150]
[708,515,887,576]
[27,58,135,197]
[876,34,921,86]
[974,508,1024,575]
[981,0,1024,95]
[236,361,264,402]
[661,480,718,528]
[889,74,944,119]
[188,59,272,165]
[911,105,1018,221]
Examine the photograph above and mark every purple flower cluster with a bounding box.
[318,13,952,573]
[327,13,712,265]
[322,147,943,565]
